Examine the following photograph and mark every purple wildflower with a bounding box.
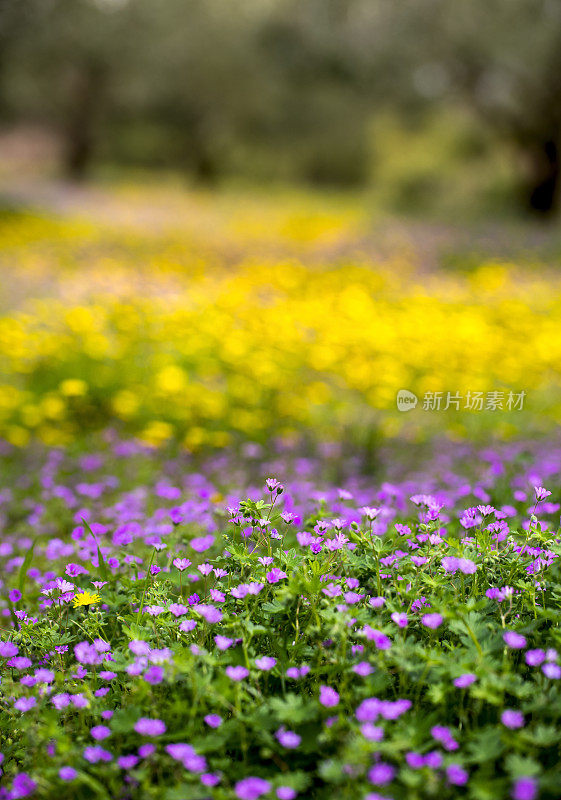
[90,725,111,741]
[352,662,373,676]
[319,685,340,707]
[0,641,19,658]
[226,665,249,681]
[504,631,527,649]
[266,568,287,584]
[368,763,395,785]
[235,776,272,799]
[14,697,37,712]
[255,656,276,671]
[215,635,234,651]
[361,723,384,741]
[129,640,151,656]
[422,613,443,629]
[201,773,221,787]
[144,665,164,685]
[277,788,297,800]
[501,709,524,729]
[454,673,477,688]
[194,604,222,623]
[542,662,561,679]
[525,649,546,666]
[173,558,192,571]
[512,777,538,800]
[134,717,166,736]
[118,755,139,769]
[447,764,469,786]
[534,487,551,501]
[363,626,392,649]
[276,727,301,748]
[8,657,32,670]
[10,773,37,797]
[83,746,112,763]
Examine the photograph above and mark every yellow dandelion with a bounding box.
[72,591,101,608]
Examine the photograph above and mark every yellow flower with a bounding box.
[59,379,88,397]
[72,591,101,608]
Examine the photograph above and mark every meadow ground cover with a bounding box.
[2,196,561,450]
[1,437,561,799]
[1,186,561,799]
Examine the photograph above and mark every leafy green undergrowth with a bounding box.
[1,439,561,800]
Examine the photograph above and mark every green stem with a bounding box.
[136,547,157,628]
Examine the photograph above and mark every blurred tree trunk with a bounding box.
[63,62,106,181]
[191,136,218,184]
[526,139,560,215]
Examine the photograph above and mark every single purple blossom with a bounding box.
[504,631,527,649]
[255,656,276,671]
[525,649,546,666]
[14,697,37,712]
[144,665,165,685]
[266,568,287,584]
[226,665,249,681]
[90,725,111,741]
[276,727,301,748]
[10,773,37,797]
[512,777,538,800]
[542,662,561,679]
[447,764,469,786]
[134,717,166,736]
[319,685,340,708]
[454,673,477,688]
[422,613,443,629]
[276,788,297,800]
[118,754,139,769]
[173,558,192,571]
[214,635,234,651]
[0,641,19,658]
[235,776,271,800]
[501,709,524,729]
[368,763,395,785]
[353,661,373,676]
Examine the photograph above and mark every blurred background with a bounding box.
[1,0,561,465]
[2,0,561,218]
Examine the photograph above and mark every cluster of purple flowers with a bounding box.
[1,439,561,799]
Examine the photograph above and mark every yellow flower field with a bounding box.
[1,193,560,449]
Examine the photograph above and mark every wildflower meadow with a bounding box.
[1,189,561,800]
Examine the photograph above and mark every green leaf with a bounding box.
[521,724,560,747]
[262,600,285,614]
[18,539,37,595]
[466,727,505,762]
[76,770,112,798]
[270,694,316,724]
[110,705,141,733]
[505,753,541,778]
[81,516,109,582]
[318,759,345,784]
